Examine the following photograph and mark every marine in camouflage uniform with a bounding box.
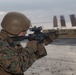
[0,12,57,75]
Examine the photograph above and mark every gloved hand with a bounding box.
[44,30,59,45]
[26,40,47,59]
[26,40,38,52]
[35,43,47,59]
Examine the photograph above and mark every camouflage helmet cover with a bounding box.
[1,12,31,35]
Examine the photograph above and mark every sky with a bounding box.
[0,0,76,29]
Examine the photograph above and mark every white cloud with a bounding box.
[0,11,6,15]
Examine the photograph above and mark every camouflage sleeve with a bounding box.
[0,38,36,74]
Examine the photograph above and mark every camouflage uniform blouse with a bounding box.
[0,35,36,74]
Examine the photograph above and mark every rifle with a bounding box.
[10,26,67,43]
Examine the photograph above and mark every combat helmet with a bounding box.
[1,12,31,35]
